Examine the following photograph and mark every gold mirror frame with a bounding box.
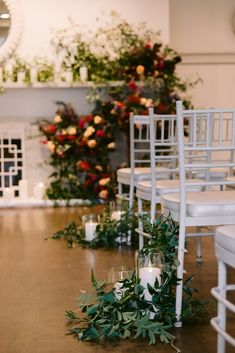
[0,0,22,63]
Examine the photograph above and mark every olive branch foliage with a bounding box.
[65,214,206,346]
[48,205,137,248]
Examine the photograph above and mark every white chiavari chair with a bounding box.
[116,112,171,208]
[161,100,235,326]
[136,108,203,249]
[211,225,235,353]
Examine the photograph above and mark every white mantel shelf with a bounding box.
[0,198,92,208]
[1,81,123,89]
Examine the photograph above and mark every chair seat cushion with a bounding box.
[216,225,235,253]
[117,167,171,182]
[136,179,202,196]
[194,167,229,180]
[161,191,235,217]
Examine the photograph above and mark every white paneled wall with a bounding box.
[17,0,169,60]
[170,0,235,108]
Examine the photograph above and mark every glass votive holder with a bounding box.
[82,214,100,242]
[107,265,134,299]
[135,250,163,302]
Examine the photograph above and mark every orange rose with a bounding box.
[136,65,145,75]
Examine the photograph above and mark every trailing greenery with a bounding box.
[65,214,205,346]
[48,206,137,249]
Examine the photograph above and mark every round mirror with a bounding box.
[0,0,10,46]
[0,0,22,63]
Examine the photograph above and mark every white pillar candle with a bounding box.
[0,67,3,83]
[19,179,28,199]
[85,221,98,241]
[139,266,161,301]
[3,187,14,200]
[33,182,45,199]
[111,210,123,221]
[79,65,88,83]
[17,71,26,84]
[30,67,38,83]
[4,61,13,82]
[63,70,73,83]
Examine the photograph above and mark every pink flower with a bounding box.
[96,130,105,137]
[79,119,85,128]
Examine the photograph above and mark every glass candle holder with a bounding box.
[135,250,163,302]
[107,265,134,299]
[82,214,100,241]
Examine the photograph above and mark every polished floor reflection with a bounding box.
[0,206,233,353]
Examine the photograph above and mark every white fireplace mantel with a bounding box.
[0,83,97,120]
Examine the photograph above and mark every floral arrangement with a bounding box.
[39,102,116,201]
[38,13,198,201]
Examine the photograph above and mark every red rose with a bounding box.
[96,130,105,137]
[88,173,97,181]
[127,94,140,104]
[56,134,66,142]
[84,115,93,122]
[45,124,57,134]
[78,119,85,128]
[128,80,137,91]
[68,135,76,141]
[78,161,90,170]
[156,59,165,70]
[145,43,152,49]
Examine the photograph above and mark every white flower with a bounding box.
[140,98,147,105]
[145,99,153,108]
[94,115,103,124]
[84,126,95,138]
[107,142,116,149]
[95,165,103,172]
[87,139,97,148]
[47,141,55,152]
[54,115,62,123]
[99,177,111,186]
[67,127,77,135]
[99,189,109,199]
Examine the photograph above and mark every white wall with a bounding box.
[17,0,169,60]
[170,0,235,108]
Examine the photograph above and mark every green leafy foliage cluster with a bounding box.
[65,214,205,346]
[49,206,137,249]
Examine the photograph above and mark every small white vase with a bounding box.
[17,71,26,84]
[79,65,88,83]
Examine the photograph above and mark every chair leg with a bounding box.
[118,182,122,198]
[138,197,144,249]
[150,199,156,223]
[129,183,134,209]
[217,259,227,353]
[196,227,203,262]
[175,225,186,327]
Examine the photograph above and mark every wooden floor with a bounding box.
[0,206,234,353]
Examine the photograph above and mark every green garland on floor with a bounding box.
[47,206,137,248]
[65,214,206,347]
